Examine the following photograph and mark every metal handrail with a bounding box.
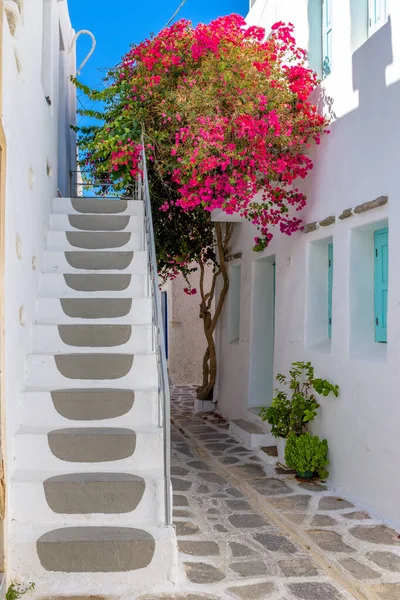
[69,170,135,198]
[139,146,172,528]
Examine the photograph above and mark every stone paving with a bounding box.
[139,385,400,600]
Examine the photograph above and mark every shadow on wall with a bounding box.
[217,15,399,415]
[303,16,395,215]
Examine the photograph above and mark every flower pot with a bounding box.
[296,470,314,480]
[277,437,287,466]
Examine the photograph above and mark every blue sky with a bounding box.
[68,0,248,90]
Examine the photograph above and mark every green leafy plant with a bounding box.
[285,432,329,479]
[262,391,291,439]
[260,361,339,438]
[6,583,35,600]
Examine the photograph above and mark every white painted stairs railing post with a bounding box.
[10,196,177,595]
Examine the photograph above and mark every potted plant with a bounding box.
[285,432,329,480]
[260,361,338,466]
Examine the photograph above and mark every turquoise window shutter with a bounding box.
[368,0,387,35]
[322,0,333,77]
[374,227,388,343]
[328,243,333,339]
[273,262,276,339]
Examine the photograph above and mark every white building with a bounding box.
[0,0,177,593]
[163,267,213,388]
[214,0,400,531]
[1,0,77,582]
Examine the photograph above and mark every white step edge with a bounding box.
[21,389,159,429]
[11,469,167,526]
[39,273,147,299]
[42,250,147,275]
[31,324,153,355]
[52,198,144,216]
[8,524,177,593]
[15,426,164,472]
[49,213,143,232]
[46,230,143,252]
[229,419,275,450]
[25,354,158,389]
[35,297,152,325]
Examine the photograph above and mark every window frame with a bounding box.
[368,0,387,37]
[322,0,333,78]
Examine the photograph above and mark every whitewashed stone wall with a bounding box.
[166,266,212,386]
[215,0,400,530]
[2,0,76,565]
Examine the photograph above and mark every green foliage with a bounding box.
[262,391,291,439]
[6,583,35,600]
[259,361,339,438]
[285,432,329,479]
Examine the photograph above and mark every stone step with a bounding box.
[52,198,144,216]
[43,250,147,274]
[229,419,275,450]
[59,298,133,319]
[49,213,143,233]
[11,469,166,524]
[21,390,158,428]
[15,426,164,472]
[25,353,157,388]
[36,526,156,573]
[50,389,136,422]
[9,523,177,591]
[39,273,147,298]
[35,297,152,325]
[46,472,147,514]
[32,324,152,354]
[46,231,143,252]
[49,427,137,463]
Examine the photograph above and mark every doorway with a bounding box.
[248,255,276,411]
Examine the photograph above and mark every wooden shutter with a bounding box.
[374,227,388,343]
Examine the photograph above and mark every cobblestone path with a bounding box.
[139,385,400,600]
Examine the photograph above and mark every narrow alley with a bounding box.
[139,386,400,600]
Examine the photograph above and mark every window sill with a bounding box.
[350,341,387,364]
[307,339,332,355]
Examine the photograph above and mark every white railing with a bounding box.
[139,146,172,528]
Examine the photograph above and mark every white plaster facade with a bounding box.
[165,267,213,387]
[214,0,400,531]
[2,0,77,578]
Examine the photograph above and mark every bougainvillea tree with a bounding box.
[76,14,328,399]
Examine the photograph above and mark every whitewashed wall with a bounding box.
[2,0,76,565]
[215,0,400,529]
[165,266,212,386]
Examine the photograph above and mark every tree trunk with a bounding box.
[197,222,234,401]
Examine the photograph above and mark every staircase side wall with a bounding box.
[1,0,76,570]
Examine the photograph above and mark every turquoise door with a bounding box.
[328,244,333,339]
[273,261,276,338]
[374,227,388,343]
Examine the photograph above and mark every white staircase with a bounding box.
[9,197,177,595]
